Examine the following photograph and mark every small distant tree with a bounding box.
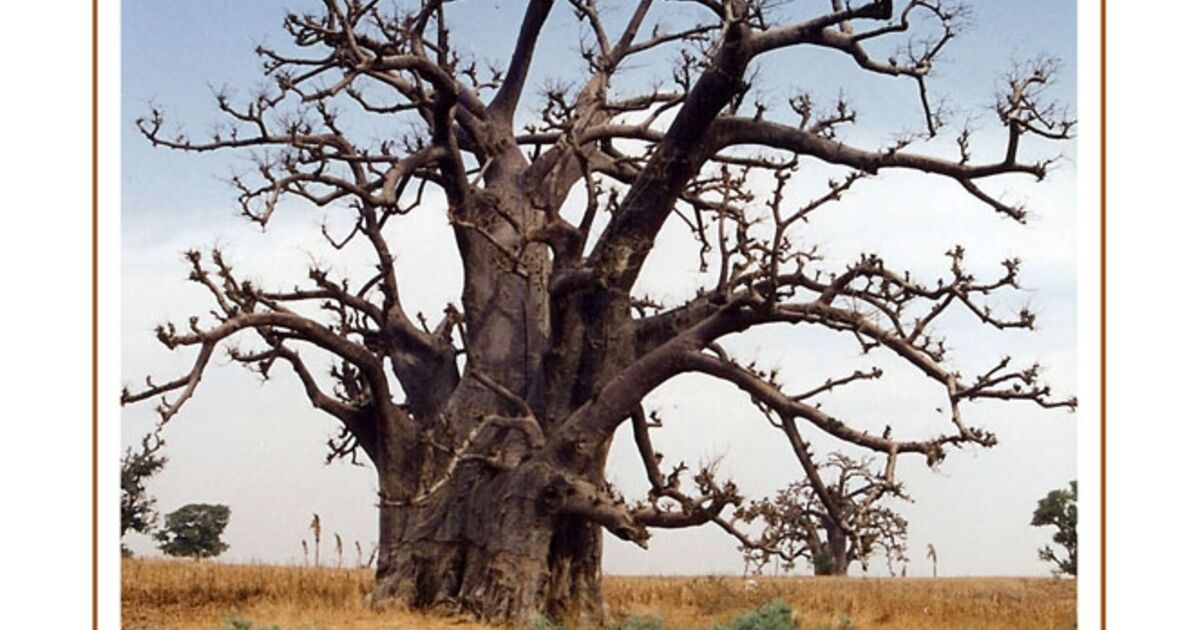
[734,453,908,576]
[155,503,231,559]
[1031,480,1077,577]
[120,430,167,557]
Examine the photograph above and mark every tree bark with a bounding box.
[815,527,850,576]
[372,453,609,623]
[366,183,615,623]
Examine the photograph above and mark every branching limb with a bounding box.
[542,472,651,548]
[488,0,555,123]
[625,406,743,531]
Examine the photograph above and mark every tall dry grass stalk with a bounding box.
[309,513,322,568]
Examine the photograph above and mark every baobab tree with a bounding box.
[735,453,909,576]
[123,0,1075,623]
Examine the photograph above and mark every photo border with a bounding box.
[88,2,1106,627]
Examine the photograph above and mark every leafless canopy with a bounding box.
[734,453,909,576]
[123,0,1075,620]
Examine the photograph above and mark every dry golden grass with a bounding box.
[605,575,1075,629]
[121,559,478,630]
[122,559,1075,629]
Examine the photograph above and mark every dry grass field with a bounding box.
[122,559,1075,629]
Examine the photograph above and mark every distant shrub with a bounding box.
[518,611,663,630]
[712,599,797,630]
[518,600,846,630]
[811,616,855,630]
[521,616,567,630]
[219,615,282,630]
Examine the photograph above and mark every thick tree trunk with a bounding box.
[815,529,850,576]
[371,459,607,624]
[361,169,632,623]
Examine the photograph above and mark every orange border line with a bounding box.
[1099,0,1108,628]
[91,0,99,626]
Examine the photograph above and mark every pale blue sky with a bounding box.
[122,1,1077,576]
